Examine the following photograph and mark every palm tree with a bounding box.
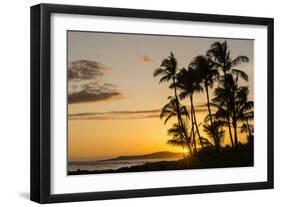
[236,86,254,141]
[160,97,192,154]
[211,76,235,148]
[207,40,249,149]
[203,120,225,148]
[154,52,191,153]
[207,102,233,148]
[207,41,249,80]
[166,123,191,158]
[153,52,178,86]
[160,97,189,125]
[190,55,220,151]
[226,74,243,148]
[175,67,204,151]
[212,73,253,148]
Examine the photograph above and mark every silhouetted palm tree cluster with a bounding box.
[154,40,254,156]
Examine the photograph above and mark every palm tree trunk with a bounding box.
[173,77,193,155]
[245,119,253,148]
[246,119,252,138]
[233,119,238,147]
[205,84,219,152]
[178,111,191,155]
[233,112,239,148]
[223,71,235,149]
[192,102,204,149]
[190,95,197,153]
[227,120,235,148]
[231,84,239,149]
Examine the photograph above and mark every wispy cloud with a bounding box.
[68,82,123,104]
[68,104,209,120]
[69,109,161,120]
[195,102,208,108]
[194,102,216,113]
[68,60,110,81]
[135,52,155,64]
[68,60,123,104]
[193,108,208,113]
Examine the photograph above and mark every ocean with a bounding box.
[68,157,180,172]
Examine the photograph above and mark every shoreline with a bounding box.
[68,147,253,175]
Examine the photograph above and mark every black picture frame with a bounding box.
[30,3,274,204]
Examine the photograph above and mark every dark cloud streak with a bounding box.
[69,109,161,120]
[68,105,209,120]
[68,82,123,104]
[68,60,110,81]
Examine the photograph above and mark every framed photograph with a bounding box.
[30,3,274,203]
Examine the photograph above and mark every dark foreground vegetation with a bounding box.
[69,143,253,175]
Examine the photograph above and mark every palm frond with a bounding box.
[159,75,170,84]
[164,114,174,125]
[153,68,166,77]
[232,69,249,82]
[231,55,249,67]
[166,139,184,146]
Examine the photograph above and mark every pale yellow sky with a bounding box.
[67,31,254,162]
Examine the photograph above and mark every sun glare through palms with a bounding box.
[183,148,189,156]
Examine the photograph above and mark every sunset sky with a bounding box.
[67,31,254,162]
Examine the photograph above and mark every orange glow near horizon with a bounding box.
[68,117,182,162]
[67,109,249,162]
